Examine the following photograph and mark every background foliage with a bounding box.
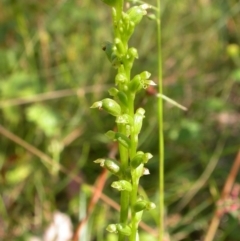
[0,0,239,240]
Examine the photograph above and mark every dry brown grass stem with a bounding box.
[0,84,110,108]
[204,150,240,241]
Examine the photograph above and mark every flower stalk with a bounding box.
[92,1,156,240]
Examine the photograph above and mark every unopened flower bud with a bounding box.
[90,98,121,117]
[143,152,153,163]
[129,74,142,93]
[146,201,156,210]
[111,180,132,192]
[147,13,157,21]
[116,114,132,125]
[111,54,122,68]
[102,41,122,68]
[116,223,131,236]
[125,125,131,137]
[115,38,125,54]
[127,48,138,59]
[102,41,114,63]
[134,200,147,212]
[108,87,119,96]
[115,73,128,85]
[117,91,129,108]
[140,71,151,80]
[105,131,131,149]
[94,158,121,175]
[134,108,145,134]
[124,21,135,41]
[131,151,145,169]
[106,224,117,233]
[134,200,156,212]
[131,151,153,168]
[104,158,121,175]
[122,12,130,24]
[125,48,138,69]
[127,6,147,25]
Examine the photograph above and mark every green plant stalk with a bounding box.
[114,3,131,239]
[156,0,164,240]
[118,123,130,241]
[113,32,140,241]
[93,1,156,241]
[130,169,140,241]
[115,0,124,22]
[129,94,139,241]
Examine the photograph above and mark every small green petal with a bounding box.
[134,108,145,134]
[106,224,118,233]
[105,130,116,140]
[93,158,105,167]
[90,101,102,109]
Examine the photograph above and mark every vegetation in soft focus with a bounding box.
[0,0,239,241]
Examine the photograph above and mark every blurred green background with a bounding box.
[0,0,240,240]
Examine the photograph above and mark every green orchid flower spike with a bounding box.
[92,1,157,241]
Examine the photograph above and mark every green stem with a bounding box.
[156,0,164,240]
[113,0,124,39]
[130,176,139,241]
[112,3,130,241]
[109,1,152,240]
[118,124,130,241]
[128,93,137,157]
[116,0,123,21]
[128,93,140,241]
